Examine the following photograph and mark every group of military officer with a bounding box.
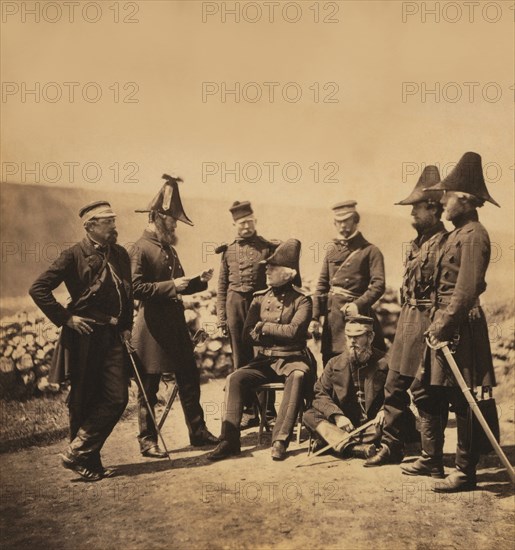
[29,151,499,493]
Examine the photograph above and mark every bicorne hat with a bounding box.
[426,152,500,207]
[136,174,194,225]
[395,165,442,205]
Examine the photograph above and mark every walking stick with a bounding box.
[156,328,209,430]
[428,339,515,485]
[296,418,376,468]
[123,339,173,462]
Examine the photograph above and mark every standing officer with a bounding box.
[130,175,218,458]
[29,201,133,481]
[216,201,280,427]
[413,152,498,492]
[365,166,447,469]
[208,239,315,462]
[310,201,386,365]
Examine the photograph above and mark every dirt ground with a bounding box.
[1,377,514,550]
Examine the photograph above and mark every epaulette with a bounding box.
[214,243,229,254]
[292,285,308,296]
[253,287,270,296]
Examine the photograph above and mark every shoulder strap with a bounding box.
[70,254,109,309]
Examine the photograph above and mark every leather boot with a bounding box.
[401,410,444,478]
[343,443,377,460]
[433,468,477,493]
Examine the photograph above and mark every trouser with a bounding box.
[227,291,272,414]
[137,367,206,451]
[416,384,480,477]
[221,365,306,445]
[226,291,255,370]
[381,370,426,452]
[68,328,129,463]
[303,409,381,451]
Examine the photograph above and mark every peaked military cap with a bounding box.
[395,165,442,205]
[332,200,357,221]
[230,201,254,221]
[79,200,116,222]
[135,174,194,225]
[427,152,500,207]
[344,315,374,336]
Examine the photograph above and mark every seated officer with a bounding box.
[208,239,314,462]
[303,316,387,459]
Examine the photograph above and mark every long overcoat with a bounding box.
[389,221,446,376]
[29,237,133,385]
[129,230,207,374]
[421,211,496,388]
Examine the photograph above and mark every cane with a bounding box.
[427,338,515,485]
[295,418,376,468]
[123,339,173,462]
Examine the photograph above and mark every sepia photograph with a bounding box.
[0,1,514,548]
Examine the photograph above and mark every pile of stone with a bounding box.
[0,285,412,399]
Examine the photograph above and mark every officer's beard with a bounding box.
[154,217,178,247]
[350,345,372,365]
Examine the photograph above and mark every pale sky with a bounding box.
[1,1,514,234]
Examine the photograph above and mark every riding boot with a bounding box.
[401,410,444,478]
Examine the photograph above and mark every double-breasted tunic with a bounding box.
[389,221,446,377]
[129,230,207,374]
[313,232,386,356]
[421,211,496,388]
[242,284,315,382]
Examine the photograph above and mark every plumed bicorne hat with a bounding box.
[136,174,194,225]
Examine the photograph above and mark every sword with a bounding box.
[157,328,210,430]
[296,418,376,468]
[428,338,515,485]
[122,338,173,462]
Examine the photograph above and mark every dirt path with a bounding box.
[1,378,514,550]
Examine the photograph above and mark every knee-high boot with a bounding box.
[401,410,445,478]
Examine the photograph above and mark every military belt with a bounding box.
[329,286,359,300]
[404,298,432,307]
[437,296,480,307]
[257,347,306,357]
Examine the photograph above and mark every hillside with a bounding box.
[1,182,513,315]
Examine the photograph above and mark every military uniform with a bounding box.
[209,240,315,461]
[410,152,499,490]
[29,201,133,476]
[380,221,447,453]
[130,175,217,453]
[221,283,314,446]
[313,232,386,363]
[303,347,387,452]
[217,235,278,369]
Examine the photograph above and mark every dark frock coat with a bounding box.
[420,211,496,388]
[129,230,207,374]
